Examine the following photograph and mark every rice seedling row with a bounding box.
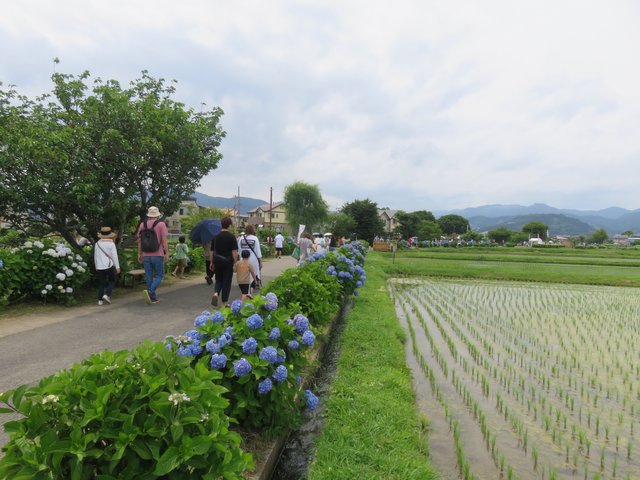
[390,278,640,479]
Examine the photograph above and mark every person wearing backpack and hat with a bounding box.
[136,206,169,305]
[94,226,121,306]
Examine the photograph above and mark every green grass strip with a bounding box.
[308,260,440,480]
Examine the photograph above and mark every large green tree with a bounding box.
[0,70,225,247]
[588,228,609,245]
[522,221,548,240]
[415,220,442,241]
[283,181,328,232]
[437,214,470,235]
[340,198,384,244]
[488,227,512,244]
[394,210,436,239]
[325,212,357,239]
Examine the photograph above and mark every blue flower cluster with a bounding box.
[242,337,258,355]
[246,313,263,330]
[268,327,281,340]
[258,378,273,395]
[234,358,252,377]
[230,299,243,313]
[293,314,309,334]
[210,353,227,370]
[259,346,279,363]
[0,258,4,269]
[305,390,319,410]
[263,292,278,311]
[272,365,288,383]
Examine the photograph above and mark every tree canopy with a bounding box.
[588,228,609,245]
[394,210,436,239]
[437,214,469,235]
[488,227,512,244]
[326,212,357,239]
[283,181,328,232]
[0,70,225,247]
[522,221,548,240]
[340,198,384,244]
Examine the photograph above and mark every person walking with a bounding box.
[297,232,314,265]
[210,217,238,308]
[238,224,262,290]
[137,206,169,305]
[94,226,120,306]
[171,235,189,278]
[203,240,214,285]
[274,231,285,259]
[234,249,256,301]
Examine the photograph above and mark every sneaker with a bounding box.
[102,294,111,304]
[211,294,218,307]
[143,290,152,305]
[151,299,160,304]
[205,275,213,285]
[98,300,103,306]
[171,272,177,277]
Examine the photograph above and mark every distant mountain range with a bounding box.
[192,192,266,215]
[434,203,640,236]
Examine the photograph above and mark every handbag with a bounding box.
[291,246,300,260]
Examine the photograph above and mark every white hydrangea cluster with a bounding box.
[168,392,191,406]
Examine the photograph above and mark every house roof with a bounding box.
[248,201,285,213]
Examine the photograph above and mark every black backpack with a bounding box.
[139,219,161,252]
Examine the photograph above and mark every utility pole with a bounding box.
[235,186,240,229]
[269,187,273,250]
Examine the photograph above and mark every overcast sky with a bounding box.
[2,1,639,212]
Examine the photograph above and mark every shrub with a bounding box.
[0,341,252,479]
[0,239,92,306]
[167,293,319,435]
[263,261,342,327]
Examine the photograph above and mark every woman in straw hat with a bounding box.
[94,226,121,306]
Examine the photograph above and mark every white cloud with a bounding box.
[2,0,640,212]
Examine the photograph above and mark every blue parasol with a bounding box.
[189,219,222,245]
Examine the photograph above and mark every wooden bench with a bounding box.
[123,269,146,288]
[373,242,392,252]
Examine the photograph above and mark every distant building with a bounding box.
[165,198,199,234]
[378,209,399,234]
[247,201,290,234]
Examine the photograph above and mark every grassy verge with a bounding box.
[307,258,440,479]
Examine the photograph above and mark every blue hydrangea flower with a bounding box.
[242,337,258,355]
[354,290,359,297]
[301,330,315,347]
[247,313,264,330]
[234,358,252,377]
[205,339,220,354]
[295,375,302,384]
[268,327,281,340]
[293,314,309,334]
[272,365,288,383]
[224,326,234,337]
[276,353,286,363]
[212,311,225,323]
[263,292,278,311]
[305,390,319,410]
[184,329,203,342]
[231,299,243,313]
[288,339,300,350]
[259,346,279,363]
[194,312,211,327]
[210,353,227,370]
[218,334,229,348]
[258,378,273,395]
[0,258,4,269]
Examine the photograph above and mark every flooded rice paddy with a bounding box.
[390,278,640,480]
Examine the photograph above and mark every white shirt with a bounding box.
[94,239,120,271]
[274,233,285,248]
[238,234,262,280]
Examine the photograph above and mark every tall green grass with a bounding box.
[308,261,440,479]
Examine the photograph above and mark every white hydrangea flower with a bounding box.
[77,266,86,273]
[71,263,78,268]
[45,284,53,290]
[56,273,66,281]
[42,394,59,404]
[65,269,73,276]
[57,285,64,290]
[41,289,48,295]
[24,241,33,248]
[80,262,87,267]
[27,249,33,254]
[75,255,83,261]
[33,241,44,249]
[66,287,73,293]
[168,392,191,405]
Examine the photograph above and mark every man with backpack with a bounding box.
[137,206,169,305]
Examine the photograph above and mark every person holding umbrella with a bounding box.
[210,217,238,307]
[189,218,221,286]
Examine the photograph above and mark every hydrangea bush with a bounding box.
[0,341,252,479]
[167,293,319,434]
[0,239,92,305]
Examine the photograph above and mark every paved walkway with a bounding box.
[0,256,297,448]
